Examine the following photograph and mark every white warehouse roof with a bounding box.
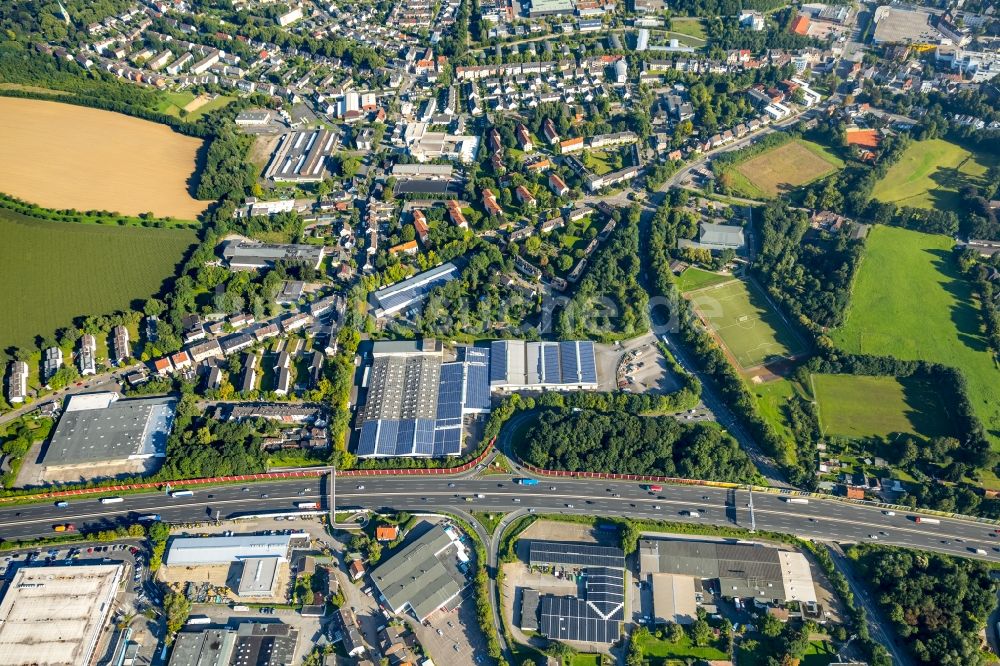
[165,534,303,566]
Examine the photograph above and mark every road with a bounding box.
[4,476,999,563]
[828,543,911,666]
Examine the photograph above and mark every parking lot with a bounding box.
[410,592,490,666]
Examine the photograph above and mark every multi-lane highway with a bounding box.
[3,475,999,563]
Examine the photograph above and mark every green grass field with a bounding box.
[871,138,998,212]
[669,17,708,41]
[155,91,236,120]
[832,225,1000,449]
[802,640,838,666]
[732,139,844,198]
[634,632,728,663]
[688,279,805,369]
[0,208,196,354]
[752,377,800,444]
[812,373,952,440]
[677,268,734,293]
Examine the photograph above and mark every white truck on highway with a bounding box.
[783,497,809,504]
[913,516,940,525]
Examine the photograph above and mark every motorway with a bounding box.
[3,475,1000,563]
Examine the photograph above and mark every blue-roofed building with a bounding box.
[370,263,460,318]
[355,344,492,458]
[489,340,598,391]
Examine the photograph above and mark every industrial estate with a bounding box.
[0,0,998,665]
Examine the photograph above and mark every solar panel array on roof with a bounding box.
[528,541,625,569]
[489,340,598,389]
[465,362,491,411]
[357,421,379,457]
[437,363,465,421]
[539,596,621,644]
[578,341,597,383]
[542,344,560,384]
[489,341,508,383]
[585,567,625,616]
[433,427,461,456]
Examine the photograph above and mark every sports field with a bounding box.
[0,97,208,220]
[832,225,1000,449]
[0,208,197,353]
[687,279,805,369]
[871,138,997,212]
[732,139,844,198]
[812,373,951,440]
[676,267,733,293]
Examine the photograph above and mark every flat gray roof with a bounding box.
[43,395,176,467]
[370,523,469,620]
[237,557,281,597]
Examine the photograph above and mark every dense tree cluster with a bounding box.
[668,0,787,16]
[754,202,863,330]
[704,11,816,53]
[849,545,997,666]
[558,206,648,341]
[0,0,135,43]
[418,245,539,339]
[523,408,756,482]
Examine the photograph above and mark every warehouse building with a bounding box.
[264,129,337,182]
[0,564,124,666]
[356,345,491,457]
[489,340,598,391]
[222,240,325,271]
[370,262,460,318]
[524,541,626,644]
[370,522,470,621]
[41,393,175,475]
[169,623,297,666]
[638,539,817,605]
[165,533,301,566]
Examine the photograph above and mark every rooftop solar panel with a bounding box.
[559,341,579,384]
[396,419,416,455]
[377,418,402,456]
[414,418,437,456]
[357,421,379,457]
[489,341,508,383]
[432,427,461,456]
[437,363,464,420]
[578,341,597,383]
[542,344,561,384]
[539,596,620,643]
[464,363,491,411]
[528,541,625,569]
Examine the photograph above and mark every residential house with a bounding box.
[549,173,569,196]
[6,361,28,404]
[43,347,63,383]
[79,334,97,376]
[516,185,537,207]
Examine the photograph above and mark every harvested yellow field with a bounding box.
[0,97,208,220]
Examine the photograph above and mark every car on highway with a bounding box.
[565,503,574,508]
[883,510,895,516]
[357,485,365,490]
[448,483,456,487]
[869,534,878,540]
[55,501,68,508]
[512,498,521,503]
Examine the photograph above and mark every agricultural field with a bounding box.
[812,373,952,440]
[0,208,197,354]
[687,278,805,370]
[676,267,734,293]
[0,97,208,220]
[731,139,844,198]
[832,225,1000,449]
[871,138,998,212]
